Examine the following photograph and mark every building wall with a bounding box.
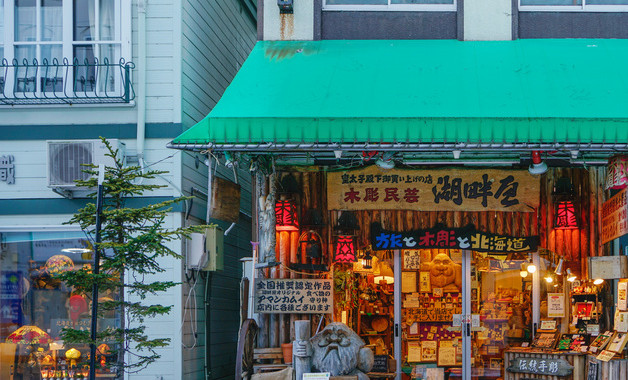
[464,0,511,40]
[0,0,181,127]
[518,12,628,39]
[180,0,256,378]
[321,11,457,40]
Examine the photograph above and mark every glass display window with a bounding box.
[0,231,121,379]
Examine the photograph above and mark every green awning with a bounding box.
[170,39,628,152]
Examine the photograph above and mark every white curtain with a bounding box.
[15,0,36,42]
[100,0,115,41]
[41,0,63,42]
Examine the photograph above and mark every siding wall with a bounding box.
[0,139,178,200]
[180,0,256,378]
[181,0,256,129]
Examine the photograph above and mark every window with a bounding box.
[1,0,130,98]
[519,0,628,10]
[323,0,456,11]
[0,232,122,379]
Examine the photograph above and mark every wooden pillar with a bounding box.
[293,320,312,380]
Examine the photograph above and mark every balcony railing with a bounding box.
[0,57,135,105]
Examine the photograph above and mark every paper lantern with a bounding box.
[275,200,299,231]
[606,155,628,190]
[555,201,578,229]
[6,325,52,345]
[45,255,74,275]
[334,235,357,263]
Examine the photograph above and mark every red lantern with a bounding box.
[555,201,578,229]
[334,235,357,263]
[275,200,299,231]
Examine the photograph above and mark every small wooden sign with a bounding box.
[209,176,241,223]
[371,355,389,373]
[507,357,573,377]
[586,360,599,380]
[254,279,333,314]
[327,167,539,212]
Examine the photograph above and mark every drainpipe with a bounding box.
[137,0,147,172]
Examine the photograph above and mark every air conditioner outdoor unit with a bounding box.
[186,226,224,271]
[47,139,126,189]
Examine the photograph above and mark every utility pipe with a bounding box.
[137,0,147,171]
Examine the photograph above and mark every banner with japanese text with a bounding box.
[601,187,628,244]
[327,167,539,212]
[254,279,333,314]
[370,222,539,254]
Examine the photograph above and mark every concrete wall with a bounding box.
[464,0,512,40]
[263,0,314,40]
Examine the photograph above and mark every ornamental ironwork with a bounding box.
[1,57,135,105]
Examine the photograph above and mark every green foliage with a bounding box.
[58,137,208,373]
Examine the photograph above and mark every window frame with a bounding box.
[1,0,131,97]
[322,0,457,12]
[519,0,628,12]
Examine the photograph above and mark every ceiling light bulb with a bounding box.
[593,278,604,285]
[526,263,537,274]
[545,275,553,283]
[520,270,528,278]
[566,268,577,282]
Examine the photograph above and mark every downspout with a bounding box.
[137,0,147,171]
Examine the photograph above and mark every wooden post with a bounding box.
[293,320,312,380]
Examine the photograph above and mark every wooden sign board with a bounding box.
[371,355,389,373]
[601,187,628,244]
[327,167,539,212]
[586,360,599,380]
[209,176,241,223]
[254,279,333,314]
[507,357,573,377]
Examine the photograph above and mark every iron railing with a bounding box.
[0,57,135,105]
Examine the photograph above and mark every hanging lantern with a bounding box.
[606,155,628,190]
[298,230,323,259]
[334,235,357,263]
[362,250,373,269]
[555,201,578,229]
[275,200,299,231]
[553,177,579,229]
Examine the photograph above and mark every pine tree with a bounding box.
[57,137,207,374]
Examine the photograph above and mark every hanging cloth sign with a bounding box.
[370,222,539,253]
[327,167,539,212]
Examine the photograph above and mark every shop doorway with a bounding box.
[393,249,541,380]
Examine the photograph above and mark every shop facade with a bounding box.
[169,37,628,379]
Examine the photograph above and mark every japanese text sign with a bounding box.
[327,167,539,212]
[601,187,628,244]
[370,222,539,253]
[507,357,573,377]
[254,279,333,314]
[0,155,15,184]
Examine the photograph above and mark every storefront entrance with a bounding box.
[383,249,545,379]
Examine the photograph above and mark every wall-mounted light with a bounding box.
[275,200,299,231]
[554,258,564,275]
[334,235,357,263]
[554,177,579,229]
[528,151,548,175]
[277,0,293,14]
[566,269,577,282]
